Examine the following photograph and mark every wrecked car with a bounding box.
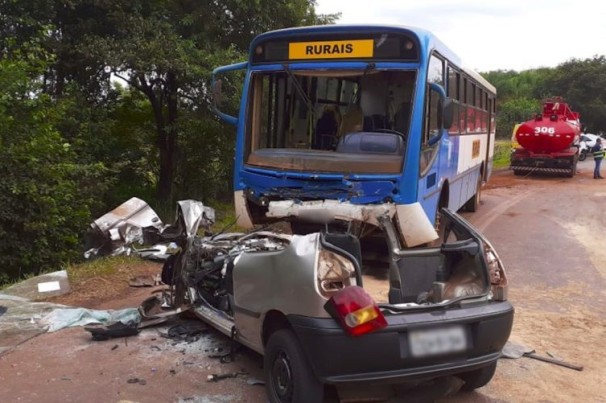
[164,202,513,402]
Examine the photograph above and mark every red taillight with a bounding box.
[324,286,387,336]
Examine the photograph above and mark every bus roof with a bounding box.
[250,24,495,94]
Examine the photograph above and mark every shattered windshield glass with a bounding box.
[245,69,416,174]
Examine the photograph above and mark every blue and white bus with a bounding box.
[213,25,496,247]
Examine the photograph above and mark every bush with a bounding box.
[0,59,110,280]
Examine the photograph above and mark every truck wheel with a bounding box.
[513,169,523,176]
[458,361,497,391]
[464,173,482,212]
[264,329,324,403]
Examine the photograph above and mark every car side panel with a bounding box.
[232,233,329,352]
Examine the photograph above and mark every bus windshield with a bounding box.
[246,69,416,174]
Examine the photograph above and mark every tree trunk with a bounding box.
[134,72,178,202]
[157,71,179,201]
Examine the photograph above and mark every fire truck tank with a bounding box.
[515,99,581,153]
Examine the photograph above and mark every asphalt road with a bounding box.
[1,159,605,402]
[445,158,606,402]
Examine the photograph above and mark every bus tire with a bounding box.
[429,207,447,247]
[464,173,482,212]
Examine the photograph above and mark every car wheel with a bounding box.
[458,361,497,391]
[578,150,587,161]
[264,329,324,403]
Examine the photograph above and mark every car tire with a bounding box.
[264,329,324,403]
[578,150,587,161]
[458,361,497,391]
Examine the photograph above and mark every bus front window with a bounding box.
[246,70,416,174]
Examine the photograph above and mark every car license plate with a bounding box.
[408,326,467,357]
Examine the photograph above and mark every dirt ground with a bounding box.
[0,269,268,403]
[1,164,606,402]
[447,164,606,403]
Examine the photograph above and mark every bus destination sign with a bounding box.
[288,40,374,60]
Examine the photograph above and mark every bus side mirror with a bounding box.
[428,83,451,140]
[212,61,248,126]
[442,98,453,130]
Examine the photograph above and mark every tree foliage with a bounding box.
[539,56,606,132]
[64,0,337,201]
[0,0,335,281]
[484,56,606,136]
[0,41,110,280]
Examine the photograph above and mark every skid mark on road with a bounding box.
[473,190,533,232]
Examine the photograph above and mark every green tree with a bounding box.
[69,0,337,202]
[0,41,110,280]
[540,56,606,132]
[495,98,541,138]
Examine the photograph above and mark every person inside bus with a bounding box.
[313,105,340,150]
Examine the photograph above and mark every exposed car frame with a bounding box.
[162,203,513,402]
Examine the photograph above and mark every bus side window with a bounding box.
[420,85,441,175]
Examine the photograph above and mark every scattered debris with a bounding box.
[161,321,208,343]
[40,307,140,332]
[0,306,6,317]
[128,275,160,288]
[1,270,70,300]
[139,294,189,320]
[134,243,178,261]
[84,198,215,260]
[137,294,191,330]
[127,377,147,385]
[85,320,140,341]
[208,345,241,363]
[84,197,165,259]
[246,378,265,386]
[206,371,248,382]
[501,341,583,371]
[0,295,66,356]
[111,344,119,351]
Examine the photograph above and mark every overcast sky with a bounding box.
[315,0,605,72]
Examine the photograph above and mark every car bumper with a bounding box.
[288,301,514,384]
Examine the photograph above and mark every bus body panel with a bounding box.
[221,25,495,229]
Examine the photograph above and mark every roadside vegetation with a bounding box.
[1,1,605,284]
[493,140,513,169]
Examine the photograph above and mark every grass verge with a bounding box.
[493,140,512,169]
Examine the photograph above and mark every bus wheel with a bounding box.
[464,174,482,212]
[429,207,447,247]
